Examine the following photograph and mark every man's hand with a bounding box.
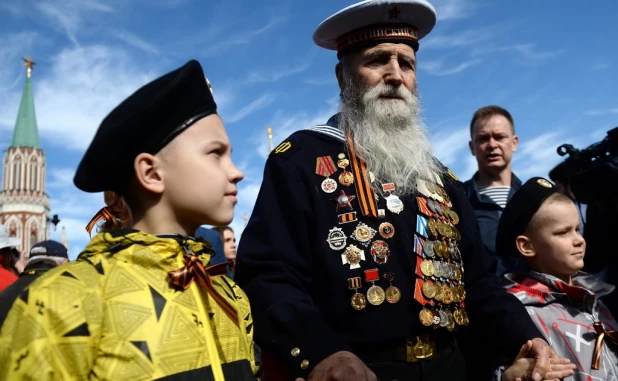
[294,351,376,381]
[527,338,573,381]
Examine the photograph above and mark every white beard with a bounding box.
[339,75,443,197]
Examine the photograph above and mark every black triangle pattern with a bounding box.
[94,262,104,275]
[61,271,77,279]
[130,341,152,362]
[63,322,91,337]
[149,286,166,321]
[19,288,29,303]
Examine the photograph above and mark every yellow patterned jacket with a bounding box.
[0,230,258,381]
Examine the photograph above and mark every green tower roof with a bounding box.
[10,76,41,149]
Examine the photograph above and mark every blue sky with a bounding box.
[1,0,617,258]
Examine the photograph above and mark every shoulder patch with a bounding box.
[270,140,300,159]
[447,168,459,181]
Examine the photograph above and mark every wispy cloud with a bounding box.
[431,0,475,21]
[246,62,311,83]
[0,3,23,17]
[305,77,337,86]
[20,45,155,150]
[420,59,481,76]
[203,16,288,56]
[431,127,470,168]
[34,0,114,45]
[114,30,159,55]
[584,108,618,116]
[423,28,492,50]
[225,93,277,123]
[591,62,610,70]
[472,43,562,64]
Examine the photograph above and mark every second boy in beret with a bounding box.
[495,177,617,380]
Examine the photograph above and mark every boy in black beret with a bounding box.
[0,60,259,381]
[494,177,617,380]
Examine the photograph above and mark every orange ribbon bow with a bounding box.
[592,321,618,370]
[168,252,239,328]
[85,207,115,236]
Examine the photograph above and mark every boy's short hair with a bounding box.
[525,192,574,233]
[73,60,217,194]
[496,177,562,257]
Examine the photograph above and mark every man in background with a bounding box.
[464,105,524,275]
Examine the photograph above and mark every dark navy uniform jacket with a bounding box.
[235,117,541,379]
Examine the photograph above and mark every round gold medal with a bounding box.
[453,309,464,325]
[339,171,354,186]
[442,286,453,304]
[419,308,434,326]
[446,311,456,332]
[367,285,385,305]
[422,281,436,299]
[455,268,462,281]
[428,219,438,237]
[351,292,367,311]
[420,260,434,277]
[433,283,444,301]
[385,286,401,303]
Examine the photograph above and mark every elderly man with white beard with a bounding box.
[235,1,565,380]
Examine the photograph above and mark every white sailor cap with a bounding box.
[313,0,437,59]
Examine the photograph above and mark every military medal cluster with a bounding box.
[414,177,469,331]
[322,153,402,311]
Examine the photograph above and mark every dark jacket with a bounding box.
[235,119,542,380]
[0,261,56,327]
[463,172,522,256]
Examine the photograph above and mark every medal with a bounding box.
[338,212,358,224]
[378,222,395,239]
[442,286,453,304]
[383,272,401,303]
[316,156,338,193]
[377,209,386,218]
[326,227,347,251]
[433,283,444,302]
[423,241,435,258]
[341,244,365,269]
[427,219,439,237]
[419,308,434,327]
[421,280,436,299]
[364,269,385,306]
[352,222,376,246]
[434,173,444,188]
[385,194,404,214]
[439,310,449,328]
[348,277,367,311]
[450,210,460,225]
[337,153,354,186]
[370,240,390,264]
[446,311,456,332]
[420,260,434,277]
[332,190,356,212]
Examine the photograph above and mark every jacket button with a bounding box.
[300,359,309,369]
[291,347,300,357]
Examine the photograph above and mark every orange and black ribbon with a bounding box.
[168,255,239,328]
[592,321,618,369]
[346,133,378,218]
[85,207,115,237]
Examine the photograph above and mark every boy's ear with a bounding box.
[516,235,536,258]
[134,153,165,194]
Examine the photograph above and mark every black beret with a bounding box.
[74,60,217,193]
[496,177,560,257]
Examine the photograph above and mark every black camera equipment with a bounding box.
[551,126,618,204]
